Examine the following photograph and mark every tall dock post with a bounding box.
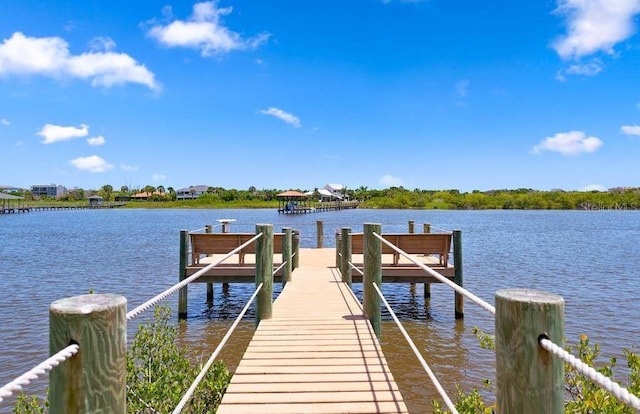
[255,224,273,325]
[282,227,292,286]
[316,220,324,248]
[453,229,464,319]
[221,221,231,293]
[335,229,341,268]
[340,227,352,287]
[178,229,189,320]
[292,229,300,269]
[408,220,416,294]
[495,289,564,413]
[50,294,127,414]
[205,224,214,306]
[423,223,431,300]
[363,223,382,338]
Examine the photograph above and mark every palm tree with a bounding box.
[101,184,113,201]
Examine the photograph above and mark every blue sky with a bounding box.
[2,0,640,192]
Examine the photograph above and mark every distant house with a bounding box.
[306,188,341,202]
[324,184,347,200]
[88,195,103,206]
[176,185,208,200]
[0,186,22,194]
[31,184,67,198]
[131,191,165,200]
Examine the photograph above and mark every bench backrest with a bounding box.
[346,233,452,266]
[190,233,285,264]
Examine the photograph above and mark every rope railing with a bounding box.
[348,261,364,276]
[273,261,287,276]
[0,344,79,403]
[372,283,459,414]
[539,336,640,411]
[126,233,263,321]
[173,282,264,413]
[372,232,496,315]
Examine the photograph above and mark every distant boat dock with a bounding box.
[276,190,360,214]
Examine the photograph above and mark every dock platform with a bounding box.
[217,248,408,414]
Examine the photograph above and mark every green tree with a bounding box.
[100,184,113,201]
[14,306,231,414]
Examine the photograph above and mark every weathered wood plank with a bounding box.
[217,247,407,413]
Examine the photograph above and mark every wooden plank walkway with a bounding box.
[217,248,408,414]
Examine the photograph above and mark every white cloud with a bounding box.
[152,173,167,182]
[621,125,640,136]
[565,60,603,76]
[146,1,269,56]
[70,155,114,173]
[455,79,469,97]
[89,36,116,52]
[580,184,607,191]
[120,163,139,171]
[552,0,640,60]
[260,107,301,128]
[38,123,89,144]
[1,118,9,126]
[379,174,404,187]
[532,130,603,155]
[87,135,105,146]
[0,32,159,90]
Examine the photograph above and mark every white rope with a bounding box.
[539,337,640,411]
[348,261,365,276]
[0,344,79,402]
[372,232,496,315]
[126,233,263,321]
[273,261,287,276]
[173,283,264,414]
[372,283,459,414]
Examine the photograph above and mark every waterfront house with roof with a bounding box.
[176,185,208,200]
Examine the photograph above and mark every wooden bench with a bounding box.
[349,233,451,266]
[186,232,288,281]
[338,232,454,282]
[190,232,285,265]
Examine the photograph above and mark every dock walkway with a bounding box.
[217,248,408,414]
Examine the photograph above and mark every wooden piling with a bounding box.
[335,229,341,268]
[292,229,300,269]
[178,229,189,320]
[453,229,463,319]
[408,221,415,292]
[221,222,230,292]
[340,227,352,287]
[205,224,214,306]
[495,289,564,414]
[255,224,273,325]
[282,227,292,286]
[424,223,431,300]
[49,294,127,414]
[363,223,382,338]
[316,220,324,248]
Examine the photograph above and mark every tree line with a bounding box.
[9,184,640,210]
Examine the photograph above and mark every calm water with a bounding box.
[1,208,639,412]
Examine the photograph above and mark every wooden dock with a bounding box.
[217,248,408,414]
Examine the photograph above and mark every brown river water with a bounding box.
[1,208,638,412]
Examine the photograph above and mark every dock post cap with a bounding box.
[495,288,564,305]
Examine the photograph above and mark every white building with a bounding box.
[176,185,208,200]
[324,184,348,200]
[31,184,67,198]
